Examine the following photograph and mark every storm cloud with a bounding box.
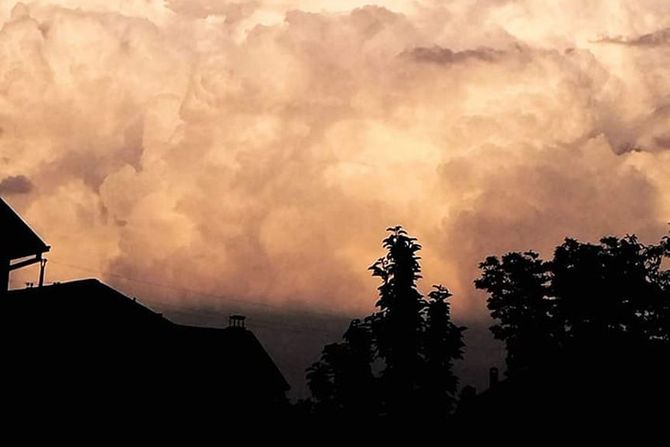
[0,174,32,194]
[2,0,670,321]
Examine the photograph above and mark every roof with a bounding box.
[2,279,290,397]
[0,197,49,260]
[4,278,169,329]
[175,324,291,392]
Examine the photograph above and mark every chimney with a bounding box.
[229,314,246,329]
[489,367,499,388]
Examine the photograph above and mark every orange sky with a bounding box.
[2,0,670,320]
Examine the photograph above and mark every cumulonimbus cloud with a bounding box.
[2,0,670,319]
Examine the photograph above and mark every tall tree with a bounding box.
[307,226,466,422]
[367,226,427,418]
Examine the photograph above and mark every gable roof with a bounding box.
[0,197,49,260]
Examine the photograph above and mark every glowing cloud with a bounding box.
[2,0,670,318]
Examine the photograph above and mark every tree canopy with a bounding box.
[476,234,670,375]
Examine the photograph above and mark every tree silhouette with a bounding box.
[366,226,428,419]
[420,284,465,417]
[475,251,558,374]
[307,226,465,422]
[552,236,670,347]
[476,234,670,376]
[466,233,670,430]
[306,319,377,420]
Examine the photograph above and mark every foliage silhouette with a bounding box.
[475,251,556,374]
[306,319,377,420]
[307,226,465,422]
[420,284,465,417]
[476,234,670,376]
[465,233,670,431]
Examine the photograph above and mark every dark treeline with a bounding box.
[298,228,670,431]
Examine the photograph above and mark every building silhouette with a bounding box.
[0,197,289,425]
[0,197,49,294]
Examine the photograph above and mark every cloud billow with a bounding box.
[0,174,33,194]
[1,0,670,319]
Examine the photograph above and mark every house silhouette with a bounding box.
[0,197,49,293]
[0,197,289,426]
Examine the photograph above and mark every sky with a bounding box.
[3,0,670,328]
